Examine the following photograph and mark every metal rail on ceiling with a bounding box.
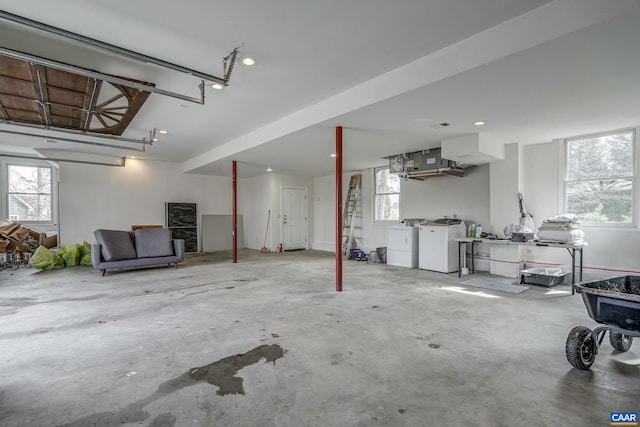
[0,46,208,105]
[0,126,146,152]
[0,120,151,146]
[0,10,239,104]
[0,152,126,167]
[0,9,230,85]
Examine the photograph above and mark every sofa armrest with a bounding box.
[173,239,186,260]
[91,243,103,267]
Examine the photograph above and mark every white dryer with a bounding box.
[419,219,466,273]
[387,226,419,268]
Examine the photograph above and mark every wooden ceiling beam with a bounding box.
[95,83,151,135]
[93,92,125,111]
[0,74,31,84]
[97,111,123,123]
[93,113,109,129]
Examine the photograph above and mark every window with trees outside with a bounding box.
[7,163,54,222]
[374,167,400,222]
[564,129,635,226]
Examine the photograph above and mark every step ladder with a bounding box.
[341,174,362,257]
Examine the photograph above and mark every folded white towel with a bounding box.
[538,222,581,231]
[544,213,581,224]
[537,229,585,242]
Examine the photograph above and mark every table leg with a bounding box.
[471,241,476,274]
[579,248,584,281]
[571,248,576,295]
[458,241,462,278]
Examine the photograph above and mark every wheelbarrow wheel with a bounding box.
[609,331,633,352]
[566,326,596,370]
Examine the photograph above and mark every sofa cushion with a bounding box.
[134,228,174,258]
[94,229,137,261]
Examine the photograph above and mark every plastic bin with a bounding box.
[511,232,534,242]
[520,267,569,287]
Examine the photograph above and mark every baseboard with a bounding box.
[311,241,335,252]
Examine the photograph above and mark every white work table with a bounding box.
[456,237,587,293]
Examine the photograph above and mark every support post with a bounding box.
[336,126,343,292]
[232,160,238,264]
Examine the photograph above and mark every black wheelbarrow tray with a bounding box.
[566,275,640,370]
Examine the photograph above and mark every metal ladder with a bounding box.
[341,174,361,257]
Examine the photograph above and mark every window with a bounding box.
[374,166,400,222]
[564,129,635,226]
[6,163,54,222]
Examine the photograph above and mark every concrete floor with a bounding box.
[1,249,639,427]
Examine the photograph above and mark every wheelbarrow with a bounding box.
[566,275,640,370]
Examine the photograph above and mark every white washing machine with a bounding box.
[387,226,419,268]
[419,219,466,273]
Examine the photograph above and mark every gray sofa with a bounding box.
[92,228,185,276]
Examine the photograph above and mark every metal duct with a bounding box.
[388,148,464,179]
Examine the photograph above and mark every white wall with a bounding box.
[239,174,272,250]
[59,159,231,245]
[238,173,314,251]
[489,143,522,237]
[57,140,640,276]
[524,141,640,275]
[401,164,490,231]
[60,161,315,253]
[312,166,491,253]
[312,174,337,252]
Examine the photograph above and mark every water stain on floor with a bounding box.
[175,343,285,396]
[57,344,286,427]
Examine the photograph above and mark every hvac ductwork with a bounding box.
[387,148,464,180]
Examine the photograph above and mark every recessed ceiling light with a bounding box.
[241,57,256,66]
[267,168,272,172]
[211,83,225,90]
[158,129,168,134]
[330,153,337,157]
[474,121,486,126]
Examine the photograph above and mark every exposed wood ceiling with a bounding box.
[0,53,153,135]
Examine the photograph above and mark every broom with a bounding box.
[260,209,270,253]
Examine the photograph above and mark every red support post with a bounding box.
[336,126,343,292]
[232,160,238,264]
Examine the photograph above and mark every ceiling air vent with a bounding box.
[430,122,450,129]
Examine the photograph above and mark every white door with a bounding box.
[282,187,308,250]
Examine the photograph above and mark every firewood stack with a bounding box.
[0,222,55,255]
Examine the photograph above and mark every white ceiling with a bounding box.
[0,0,639,177]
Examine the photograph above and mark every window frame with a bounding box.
[561,127,637,229]
[2,158,58,226]
[373,166,401,224]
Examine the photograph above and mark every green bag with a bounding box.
[58,244,81,267]
[29,246,64,270]
[79,241,92,266]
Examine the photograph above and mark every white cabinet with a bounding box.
[387,226,419,268]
